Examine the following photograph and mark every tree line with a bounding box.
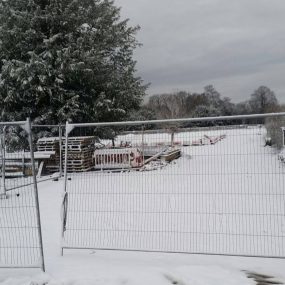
[138,85,284,121]
[133,85,284,149]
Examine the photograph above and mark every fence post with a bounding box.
[59,124,63,177]
[63,121,71,194]
[25,118,45,272]
[61,121,73,255]
[141,125,145,166]
[0,126,6,198]
[281,127,285,147]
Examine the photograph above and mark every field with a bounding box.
[1,126,285,284]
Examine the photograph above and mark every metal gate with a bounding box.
[0,119,45,270]
[61,113,285,258]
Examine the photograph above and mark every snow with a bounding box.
[80,23,90,30]
[1,126,285,284]
[44,34,62,44]
[279,148,285,163]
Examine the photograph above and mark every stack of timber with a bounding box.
[62,136,95,172]
[37,137,60,174]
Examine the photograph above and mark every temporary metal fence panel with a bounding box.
[61,113,285,258]
[0,119,45,270]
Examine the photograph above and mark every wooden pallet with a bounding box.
[62,137,95,144]
[36,137,61,174]
[37,146,59,152]
[66,159,93,166]
[66,167,93,173]
[63,136,96,172]
[63,152,93,159]
[62,145,94,152]
[66,161,93,171]
[36,136,96,173]
[64,136,94,142]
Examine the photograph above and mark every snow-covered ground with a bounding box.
[1,126,285,284]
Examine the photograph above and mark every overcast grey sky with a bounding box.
[115,0,285,103]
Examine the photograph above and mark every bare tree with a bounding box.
[148,92,188,119]
[250,86,279,113]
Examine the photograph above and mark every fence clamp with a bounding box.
[66,122,74,136]
[22,118,32,134]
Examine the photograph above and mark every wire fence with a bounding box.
[1,113,285,271]
[61,113,285,258]
[0,119,45,270]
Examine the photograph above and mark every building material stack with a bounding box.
[62,136,95,172]
[37,137,60,174]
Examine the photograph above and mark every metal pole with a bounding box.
[1,127,6,198]
[32,124,60,128]
[68,112,285,128]
[141,125,145,166]
[3,127,6,197]
[171,129,175,148]
[281,128,285,147]
[63,122,69,194]
[0,121,26,126]
[61,121,69,255]
[26,118,45,272]
[22,152,25,176]
[59,124,63,177]
[0,136,4,196]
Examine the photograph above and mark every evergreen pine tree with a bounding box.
[0,0,146,124]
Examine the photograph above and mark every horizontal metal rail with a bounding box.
[62,246,285,260]
[5,174,61,192]
[68,112,285,128]
[0,265,41,269]
[0,121,27,126]
[32,124,63,128]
